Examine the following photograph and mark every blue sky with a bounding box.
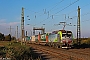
[0,0,90,38]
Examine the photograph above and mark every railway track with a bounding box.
[66,48,90,56]
[27,43,85,60]
[35,42,90,56]
[59,49,90,60]
[29,42,90,56]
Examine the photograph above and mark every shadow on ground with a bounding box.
[31,48,51,60]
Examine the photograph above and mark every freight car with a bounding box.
[30,30,73,48]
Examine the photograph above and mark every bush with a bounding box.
[86,38,90,44]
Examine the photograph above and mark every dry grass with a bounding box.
[0,41,10,46]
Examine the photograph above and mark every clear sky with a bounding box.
[0,0,90,38]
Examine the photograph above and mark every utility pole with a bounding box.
[15,31,16,40]
[10,26,12,36]
[21,7,25,45]
[17,26,18,40]
[77,6,81,45]
[7,26,13,37]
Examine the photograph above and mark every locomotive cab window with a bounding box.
[62,33,67,37]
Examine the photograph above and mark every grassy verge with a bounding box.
[0,41,41,60]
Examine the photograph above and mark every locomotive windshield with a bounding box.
[62,31,72,37]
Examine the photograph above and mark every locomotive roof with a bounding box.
[52,30,72,34]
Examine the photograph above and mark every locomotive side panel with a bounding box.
[48,33,58,42]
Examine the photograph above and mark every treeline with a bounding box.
[0,33,16,41]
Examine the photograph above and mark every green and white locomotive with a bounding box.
[47,30,73,48]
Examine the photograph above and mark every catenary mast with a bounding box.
[77,6,81,45]
[21,7,25,45]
